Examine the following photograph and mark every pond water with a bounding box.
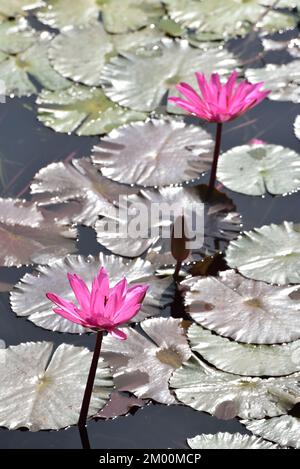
[0,11,299,449]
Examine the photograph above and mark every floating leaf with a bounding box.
[0,0,44,19]
[170,353,300,419]
[0,31,69,97]
[225,222,300,284]
[0,341,113,431]
[49,23,113,87]
[31,157,138,226]
[92,119,214,187]
[295,115,300,141]
[243,416,300,449]
[246,62,300,104]
[96,391,147,419]
[36,0,100,30]
[102,318,191,404]
[101,0,164,34]
[189,323,300,376]
[11,253,174,333]
[217,143,300,196]
[187,432,279,449]
[183,270,300,344]
[0,18,35,54]
[163,0,296,40]
[0,198,77,267]
[111,26,164,54]
[100,38,239,112]
[37,84,146,136]
[96,186,241,263]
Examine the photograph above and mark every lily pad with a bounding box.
[0,31,69,97]
[217,143,300,196]
[243,416,300,449]
[49,23,113,86]
[0,18,35,54]
[111,26,164,54]
[10,253,174,333]
[92,119,214,187]
[0,0,44,19]
[31,157,138,226]
[36,0,101,30]
[163,0,297,40]
[246,62,300,104]
[189,323,300,376]
[170,353,300,419]
[225,222,300,284]
[37,84,146,136]
[100,38,239,112]
[96,391,147,419]
[294,115,300,140]
[183,270,300,344]
[0,198,77,267]
[0,341,113,431]
[102,318,191,404]
[101,0,165,34]
[187,432,279,449]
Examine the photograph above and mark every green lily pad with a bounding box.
[217,143,300,196]
[49,23,113,86]
[37,84,146,136]
[111,26,164,54]
[226,222,300,284]
[100,38,239,112]
[0,0,44,20]
[243,416,300,449]
[187,432,279,449]
[295,115,300,140]
[0,18,35,54]
[246,62,300,104]
[0,32,69,97]
[101,0,165,34]
[163,0,297,40]
[36,0,101,30]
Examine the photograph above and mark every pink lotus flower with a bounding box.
[46,267,149,340]
[168,71,270,123]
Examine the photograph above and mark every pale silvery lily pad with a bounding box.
[96,391,147,419]
[92,119,214,187]
[101,0,164,34]
[0,341,113,431]
[225,222,300,285]
[183,270,300,344]
[49,23,113,86]
[262,37,300,58]
[0,31,69,97]
[170,353,300,419]
[102,317,191,405]
[100,38,239,112]
[217,143,300,196]
[243,416,300,449]
[0,198,77,267]
[37,84,146,136]
[36,0,101,30]
[31,157,137,226]
[187,432,279,449]
[0,18,35,54]
[96,186,241,262]
[294,115,300,140]
[10,253,174,333]
[0,0,44,19]
[246,62,300,104]
[189,323,300,376]
[111,26,164,54]
[163,0,297,40]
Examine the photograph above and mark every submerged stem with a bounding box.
[207,122,223,197]
[78,330,103,430]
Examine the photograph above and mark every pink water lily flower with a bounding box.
[168,71,270,123]
[46,267,149,340]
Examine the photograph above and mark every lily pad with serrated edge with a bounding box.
[217,143,300,196]
[242,416,300,449]
[246,62,300,104]
[36,0,100,30]
[100,38,239,112]
[102,317,191,405]
[0,341,113,431]
[225,221,300,285]
[294,115,300,140]
[170,353,300,420]
[37,84,146,136]
[183,270,300,344]
[92,119,214,187]
[30,157,138,226]
[187,432,279,449]
[188,323,300,376]
[10,253,174,333]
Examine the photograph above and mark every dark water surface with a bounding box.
[0,30,299,448]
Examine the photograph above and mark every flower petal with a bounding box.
[109,328,127,340]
